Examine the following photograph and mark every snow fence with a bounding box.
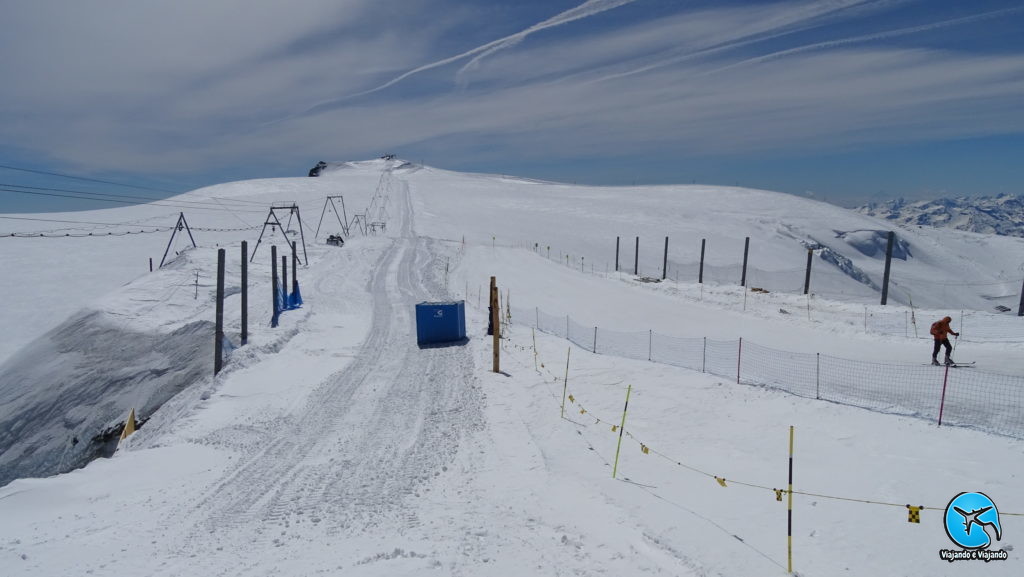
[512,305,1024,440]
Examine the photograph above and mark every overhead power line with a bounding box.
[0,162,184,194]
[0,182,269,209]
[1,187,265,215]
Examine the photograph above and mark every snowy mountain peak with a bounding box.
[856,194,1024,237]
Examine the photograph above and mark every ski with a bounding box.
[925,361,975,368]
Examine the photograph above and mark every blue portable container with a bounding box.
[415,301,466,345]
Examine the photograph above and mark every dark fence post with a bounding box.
[815,353,820,399]
[699,239,706,283]
[880,231,895,305]
[271,245,279,327]
[737,337,742,384]
[740,237,750,287]
[662,236,669,280]
[149,258,153,272]
[634,236,639,276]
[282,255,288,307]
[615,236,620,272]
[1018,277,1024,316]
[804,249,813,295]
[702,337,706,373]
[291,241,299,296]
[938,364,951,426]
[215,248,225,375]
[241,241,248,345]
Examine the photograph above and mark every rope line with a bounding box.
[519,330,1024,518]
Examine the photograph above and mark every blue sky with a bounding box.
[2,0,1023,212]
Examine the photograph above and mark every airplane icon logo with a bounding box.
[945,493,1002,550]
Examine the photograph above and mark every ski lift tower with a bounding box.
[315,195,350,238]
[250,202,308,265]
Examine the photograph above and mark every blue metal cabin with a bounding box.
[415,301,466,345]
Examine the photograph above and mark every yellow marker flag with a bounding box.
[568,394,575,403]
[715,476,727,487]
[611,425,618,432]
[580,408,586,415]
[906,505,922,524]
[641,444,649,454]
[119,408,136,442]
[775,489,784,502]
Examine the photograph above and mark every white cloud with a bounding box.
[1,0,1022,179]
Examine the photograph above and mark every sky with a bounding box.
[2,0,1024,212]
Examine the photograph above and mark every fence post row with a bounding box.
[526,305,1022,439]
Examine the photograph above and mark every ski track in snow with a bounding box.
[157,171,486,570]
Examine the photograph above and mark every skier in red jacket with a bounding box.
[930,316,959,365]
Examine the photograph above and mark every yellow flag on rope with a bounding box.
[715,476,728,487]
[119,408,136,442]
[906,505,922,524]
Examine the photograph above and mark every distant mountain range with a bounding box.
[855,194,1024,237]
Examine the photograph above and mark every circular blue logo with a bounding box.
[944,492,1002,550]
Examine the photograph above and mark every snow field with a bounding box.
[2,159,1023,576]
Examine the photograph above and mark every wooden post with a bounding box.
[615,236,620,271]
[662,236,669,280]
[803,248,813,295]
[149,257,153,272]
[740,236,750,287]
[699,239,706,283]
[611,385,633,479]
[491,276,499,373]
[214,248,225,375]
[241,241,248,345]
[880,231,895,305]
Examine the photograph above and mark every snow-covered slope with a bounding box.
[1,159,1023,576]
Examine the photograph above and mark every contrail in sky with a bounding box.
[296,0,640,118]
[588,0,902,85]
[710,5,1024,73]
